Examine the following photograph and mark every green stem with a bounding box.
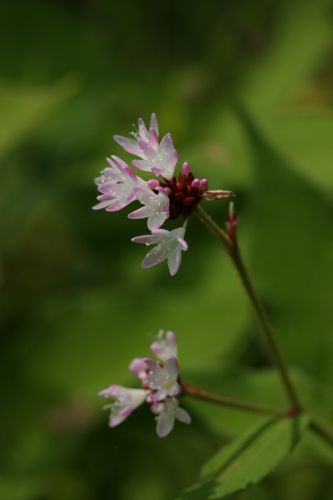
[180,380,284,416]
[195,204,302,413]
[310,418,333,448]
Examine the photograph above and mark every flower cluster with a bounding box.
[93,114,209,275]
[99,330,191,438]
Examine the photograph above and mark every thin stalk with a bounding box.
[180,380,284,416]
[195,204,302,413]
[310,418,333,448]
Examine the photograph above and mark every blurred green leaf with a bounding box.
[0,79,77,158]
[181,415,308,499]
[260,112,333,194]
[206,0,333,194]
[236,107,333,381]
[241,0,333,193]
[279,424,333,470]
[242,0,332,115]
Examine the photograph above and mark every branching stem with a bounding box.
[195,204,302,414]
[180,380,284,416]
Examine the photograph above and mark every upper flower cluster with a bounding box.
[99,330,191,438]
[93,114,208,275]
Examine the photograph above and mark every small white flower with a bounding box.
[143,358,181,402]
[150,330,177,362]
[93,156,144,212]
[128,186,170,230]
[131,227,188,276]
[98,385,148,427]
[114,113,178,180]
[151,397,192,438]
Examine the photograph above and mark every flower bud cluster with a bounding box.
[99,331,191,438]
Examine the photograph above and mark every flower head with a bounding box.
[93,156,142,212]
[93,113,232,275]
[114,113,178,180]
[143,357,181,402]
[99,330,191,438]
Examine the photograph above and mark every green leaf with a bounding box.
[280,422,333,470]
[205,0,333,195]
[242,0,332,115]
[181,416,309,499]
[236,106,333,381]
[0,78,77,158]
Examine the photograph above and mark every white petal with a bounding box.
[167,248,182,276]
[160,133,175,155]
[141,243,172,269]
[156,410,175,438]
[132,229,169,245]
[176,406,192,424]
[147,212,168,230]
[164,358,179,381]
[172,227,186,240]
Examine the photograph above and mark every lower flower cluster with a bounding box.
[99,331,191,438]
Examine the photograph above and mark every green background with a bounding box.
[1,0,333,498]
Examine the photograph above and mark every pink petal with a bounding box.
[138,118,149,141]
[113,135,141,156]
[149,113,159,135]
[128,206,152,220]
[149,128,159,150]
[182,162,191,175]
[129,358,147,379]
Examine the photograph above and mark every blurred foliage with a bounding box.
[1,0,333,499]
[181,415,309,499]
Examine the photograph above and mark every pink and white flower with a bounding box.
[93,156,143,212]
[114,113,178,180]
[132,226,188,276]
[98,385,148,428]
[143,357,181,402]
[99,330,191,438]
[150,330,177,362]
[151,397,192,438]
[93,113,231,275]
[128,185,170,230]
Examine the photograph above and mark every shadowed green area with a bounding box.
[1,0,333,499]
